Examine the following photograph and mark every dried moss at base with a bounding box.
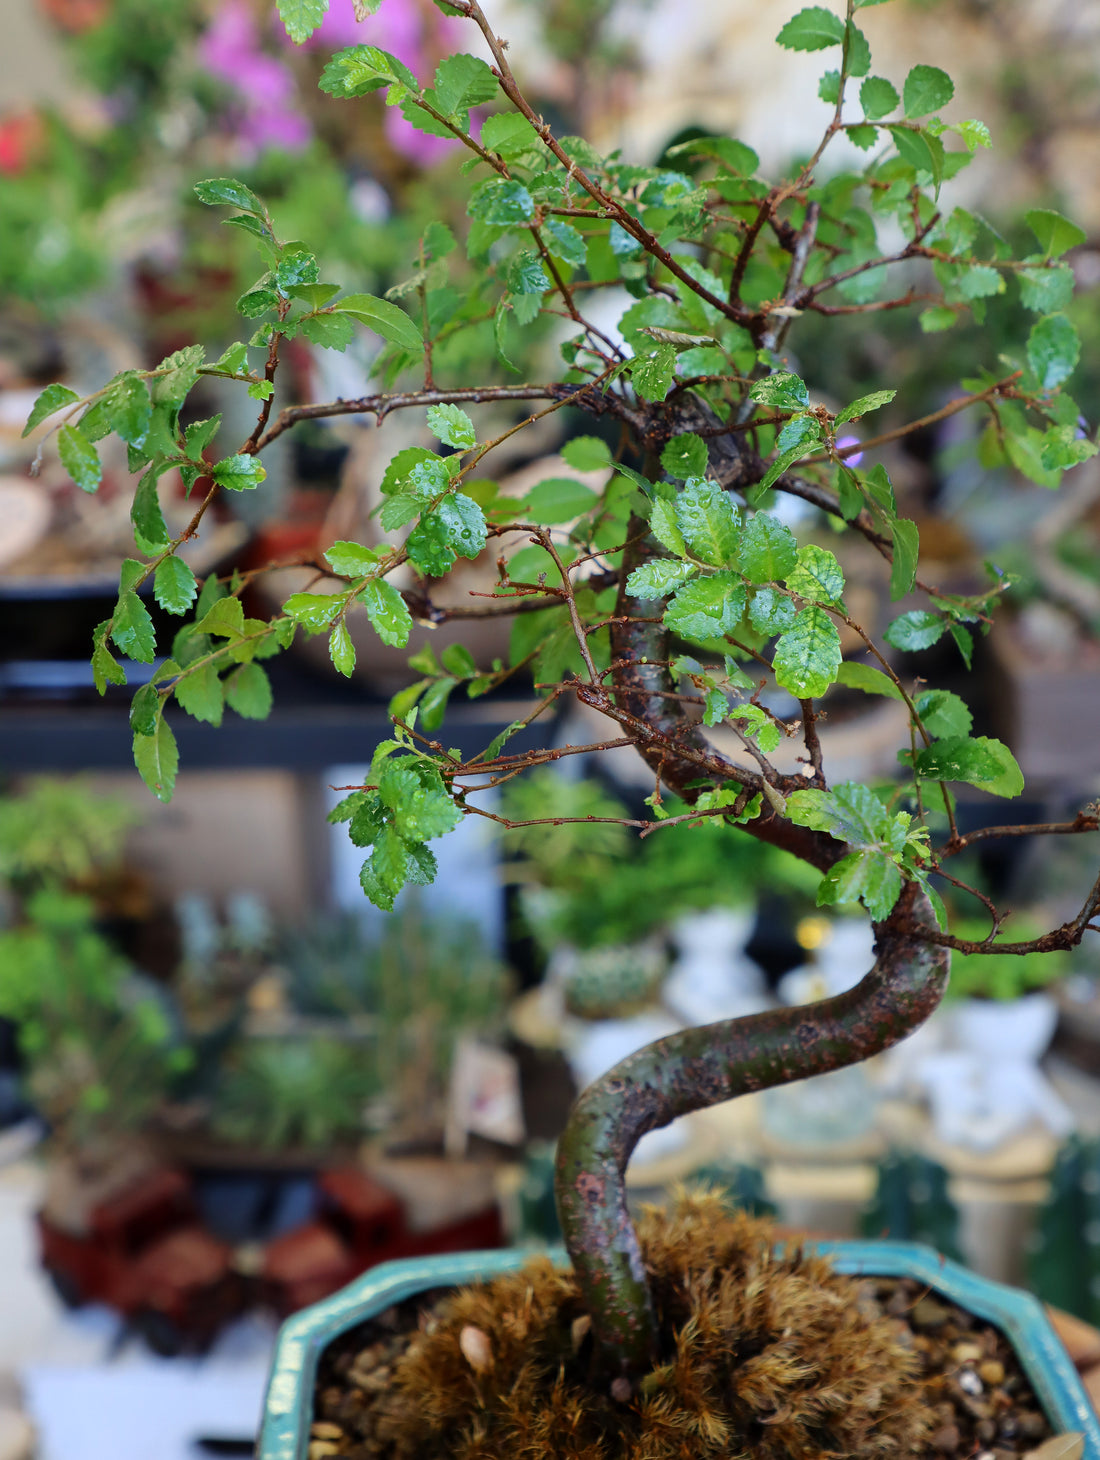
[369,1193,931,1460]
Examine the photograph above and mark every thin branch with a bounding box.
[939,807,1100,856]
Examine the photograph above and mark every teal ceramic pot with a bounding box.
[258,1241,1100,1460]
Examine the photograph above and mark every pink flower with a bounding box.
[198,0,312,157]
[836,434,863,467]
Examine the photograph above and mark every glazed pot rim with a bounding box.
[258,1239,1100,1460]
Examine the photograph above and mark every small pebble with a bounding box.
[914,1296,953,1328]
[954,1342,984,1364]
[932,1422,961,1453]
[958,1368,984,1397]
[979,1361,1006,1387]
[310,1422,344,1441]
[1019,1410,1048,1440]
[977,1419,997,1444]
[308,1444,340,1460]
[610,1377,632,1403]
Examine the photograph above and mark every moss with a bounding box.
[370,1192,931,1459]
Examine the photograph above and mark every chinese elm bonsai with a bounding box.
[24,0,1100,1443]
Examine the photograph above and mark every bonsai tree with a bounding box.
[24,0,1100,1399]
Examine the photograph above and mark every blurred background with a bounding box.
[2,1,1100,1456]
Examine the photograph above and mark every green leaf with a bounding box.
[522,477,598,523]
[193,177,264,213]
[154,556,198,615]
[919,306,959,333]
[427,403,477,450]
[632,343,677,402]
[390,782,462,842]
[23,382,79,437]
[91,625,127,694]
[508,251,551,298]
[418,676,457,730]
[957,265,1004,301]
[740,514,798,583]
[787,781,890,846]
[889,518,919,600]
[776,7,846,50]
[1025,208,1086,260]
[81,375,151,447]
[835,661,904,699]
[1041,423,1098,471]
[480,112,539,157]
[661,433,709,480]
[380,494,422,531]
[468,178,535,225]
[175,662,225,726]
[112,590,156,664]
[542,218,587,268]
[627,560,697,598]
[300,312,356,351]
[129,682,161,737]
[440,643,477,678]
[405,842,439,886]
[844,21,871,76]
[319,44,414,97]
[817,849,902,920]
[836,388,896,425]
[196,595,245,639]
[335,293,424,354]
[237,282,279,319]
[914,688,972,739]
[432,52,498,113]
[949,622,973,668]
[406,513,457,575]
[911,735,1024,798]
[211,453,267,491]
[1027,313,1080,391]
[674,477,740,566]
[561,435,612,472]
[184,415,222,461]
[748,587,797,635]
[57,425,101,493]
[786,544,844,604]
[329,621,356,677]
[883,609,944,651]
[277,0,328,43]
[649,498,687,558]
[130,710,177,802]
[324,540,379,577]
[282,592,342,632]
[131,466,170,549]
[359,578,412,647]
[1018,264,1075,314]
[860,75,899,120]
[225,662,273,719]
[151,345,205,409]
[750,372,810,410]
[772,606,842,698]
[903,64,954,118]
[664,572,746,640]
[436,493,487,559]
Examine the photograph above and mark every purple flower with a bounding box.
[836,434,863,467]
[198,0,312,157]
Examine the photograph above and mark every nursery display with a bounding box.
[21,0,1100,1452]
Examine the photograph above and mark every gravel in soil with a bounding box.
[310,1276,1054,1460]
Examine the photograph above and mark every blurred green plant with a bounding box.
[943,918,1068,1000]
[211,1034,375,1149]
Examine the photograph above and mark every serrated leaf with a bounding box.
[1018,264,1075,314]
[427,403,477,449]
[23,382,79,437]
[915,688,972,739]
[675,477,740,566]
[632,343,677,402]
[175,662,225,725]
[740,514,798,583]
[912,735,1023,797]
[151,344,205,408]
[860,75,899,120]
[133,715,178,802]
[358,857,396,910]
[57,425,101,493]
[211,453,267,491]
[786,544,845,604]
[903,64,953,118]
[91,624,127,694]
[748,586,797,635]
[325,540,379,576]
[750,371,810,410]
[468,178,535,225]
[391,784,463,842]
[664,572,746,640]
[1027,313,1080,391]
[130,465,170,550]
[277,0,328,43]
[112,590,156,663]
[817,849,902,920]
[224,662,273,719]
[193,177,264,213]
[660,433,709,480]
[521,477,598,523]
[787,781,890,846]
[440,642,477,678]
[380,493,422,531]
[890,518,919,600]
[154,556,198,615]
[772,606,842,698]
[480,111,539,157]
[300,312,356,351]
[919,306,959,333]
[359,578,412,647]
[319,43,413,97]
[649,498,687,557]
[433,52,498,114]
[328,621,356,677]
[542,218,587,268]
[438,492,487,558]
[626,560,697,598]
[884,610,945,651]
[371,825,409,895]
[835,661,904,699]
[776,7,846,50]
[836,388,896,426]
[418,675,457,731]
[282,592,342,632]
[335,293,423,354]
[561,435,612,472]
[1026,209,1086,260]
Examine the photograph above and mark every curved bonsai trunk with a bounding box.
[554,887,949,1376]
[553,504,951,1378]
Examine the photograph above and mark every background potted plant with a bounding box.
[20,0,1100,1450]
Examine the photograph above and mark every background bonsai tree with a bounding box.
[24,0,1100,1389]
